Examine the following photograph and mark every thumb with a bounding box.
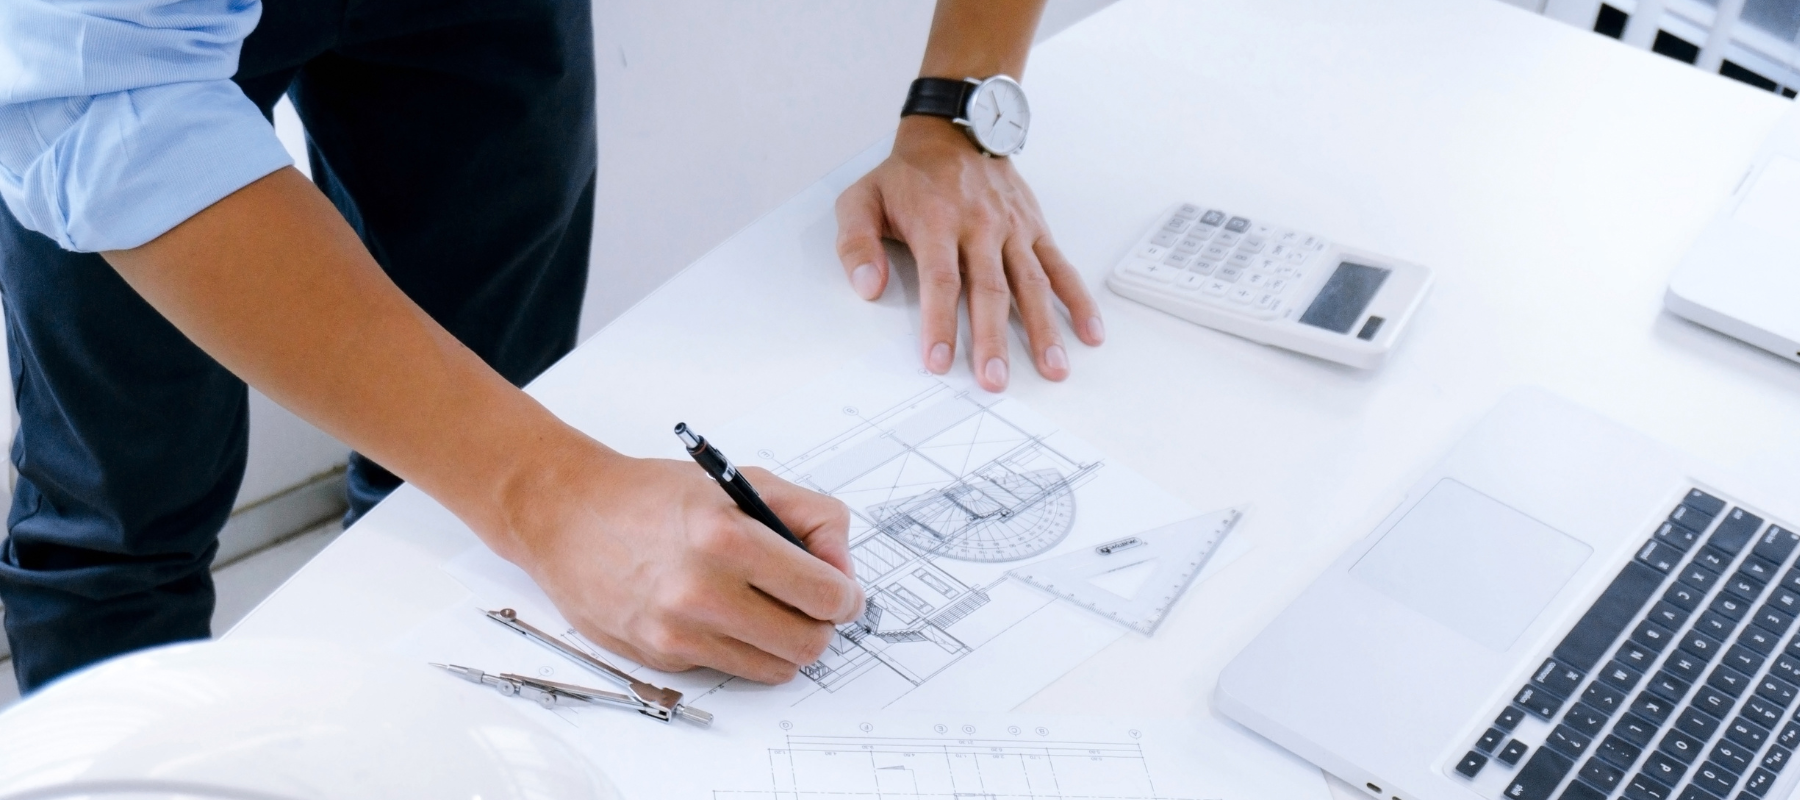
[834,178,890,301]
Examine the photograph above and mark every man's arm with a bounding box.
[836,0,1104,393]
[104,167,863,683]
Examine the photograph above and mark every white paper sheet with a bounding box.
[424,338,1249,719]
[567,710,1329,800]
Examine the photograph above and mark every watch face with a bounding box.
[965,76,1029,156]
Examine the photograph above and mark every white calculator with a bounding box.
[1106,203,1431,369]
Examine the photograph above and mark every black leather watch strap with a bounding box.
[902,77,974,120]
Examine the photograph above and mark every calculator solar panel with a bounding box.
[1450,489,1800,800]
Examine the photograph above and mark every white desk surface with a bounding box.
[231,0,1800,795]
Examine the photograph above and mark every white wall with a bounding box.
[249,0,1118,510]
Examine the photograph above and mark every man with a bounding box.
[0,0,1104,693]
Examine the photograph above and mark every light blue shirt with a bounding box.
[0,0,293,252]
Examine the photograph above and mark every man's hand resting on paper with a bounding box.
[837,117,1104,394]
[507,448,866,683]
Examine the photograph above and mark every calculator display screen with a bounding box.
[1299,262,1391,334]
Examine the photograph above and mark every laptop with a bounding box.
[1665,105,1800,366]
[1217,388,1799,800]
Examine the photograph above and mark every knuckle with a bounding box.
[691,514,744,558]
[639,621,690,662]
[1010,268,1052,294]
[920,268,962,294]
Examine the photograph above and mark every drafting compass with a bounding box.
[432,607,712,726]
[1008,506,1243,635]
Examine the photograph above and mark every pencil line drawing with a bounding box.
[753,382,1102,693]
[714,730,1210,800]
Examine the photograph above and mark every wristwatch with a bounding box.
[901,75,1031,157]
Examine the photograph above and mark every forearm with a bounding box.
[919,0,1045,80]
[102,167,594,559]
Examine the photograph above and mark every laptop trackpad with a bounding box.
[1350,479,1592,652]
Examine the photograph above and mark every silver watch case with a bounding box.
[953,75,1030,158]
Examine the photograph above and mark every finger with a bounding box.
[1003,236,1069,381]
[748,468,857,581]
[1036,237,1105,346]
[913,237,961,375]
[963,238,1013,392]
[697,632,806,684]
[834,178,890,301]
[734,514,864,624]
[685,583,838,667]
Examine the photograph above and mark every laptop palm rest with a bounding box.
[1349,479,1592,652]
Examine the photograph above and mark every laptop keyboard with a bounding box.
[1452,489,1799,800]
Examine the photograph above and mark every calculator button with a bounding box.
[1266,278,1289,293]
[1201,244,1231,260]
[1228,287,1254,303]
[1252,224,1274,236]
[1122,261,1178,282]
[1174,273,1205,291]
[1214,231,1241,247]
[1151,231,1180,247]
[1225,216,1251,232]
[1202,279,1229,296]
[1237,239,1266,254]
[1173,204,1201,219]
[1188,261,1217,276]
[1278,230,1299,243]
[1161,217,1190,234]
[1284,250,1309,263]
[1187,225,1215,241]
[1216,266,1244,283]
[1227,252,1255,267]
[1254,293,1277,309]
[1245,273,1270,289]
[1163,253,1194,269]
[1200,210,1226,226]
[1175,236,1203,252]
[1138,244,1169,259]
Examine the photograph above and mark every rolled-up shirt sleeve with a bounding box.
[0,0,293,253]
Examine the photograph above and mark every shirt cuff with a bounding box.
[1,79,292,253]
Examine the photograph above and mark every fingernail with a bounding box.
[1085,316,1107,344]
[927,342,952,373]
[1043,344,1068,372]
[850,263,880,300]
[984,357,1008,388]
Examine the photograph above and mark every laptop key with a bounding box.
[1642,750,1688,785]
[1597,735,1642,769]
[1559,782,1607,800]
[1753,605,1794,636]
[1516,685,1567,719]
[1711,508,1766,554]
[1722,575,1766,605]
[1622,772,1671,800]
[1657,521,1702,550]
[1584,682,1625,715]
[1755,675,1796,707]
[1648,601,1691,630]
[1497,705,1528,731]
[1639,540,1681,573]
[1693,685,1735,719]
[1546,724,1593,759]
[1742,557,1781,584]
[1455,750,1486,778]
[1771,588,1800,615]
[1535,658,1585,697]
[1553,561,1669,672]
[1688,761,1737,797]
[1579,758,1624,792]
[1618,641,1658,672]
[1772,654,1800,683]
[1632,692,1676,724]
[1763,525,1800,562]
[1742,695,1783,728]
[1695,611,1736,640]
[1742,767,1777,797]
[1695,548,1732,574]
[1635,621,1677,653]
[1781,568,1800,595]
[1713,739,1754,774]
[1709,665,1752,697]
[1677,706,1723,739]
[1681,630,1726,661]
[1666,583,1704,612]
[1647,670,1693,702]
[1661,727,1705,764]
[1600,661,1646,694]
[1664,651,1707,683]
[1711,593,1752,622]
[1498,739,1530,766]
[1506,748,1575,800]
[1565,703,1608,736]
[1615,713,1657,746]
[1763,745,1791,773]
[1740,626,1778,655]
[1724,644,1766,675]
[1477,727,1506,753]
[1725,716,1771,749]
[1779,720,1800,749]
[1683,489,1727,520]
